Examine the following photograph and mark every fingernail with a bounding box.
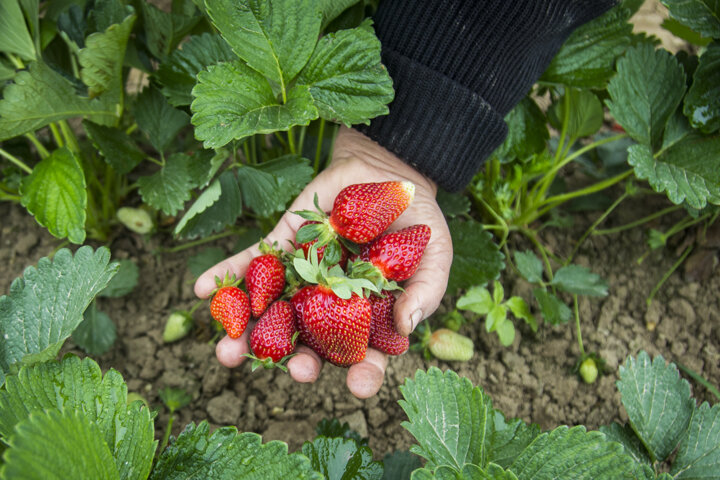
[410,309,423,332]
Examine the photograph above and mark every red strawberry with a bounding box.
[246,253,285,317]
[329,181,415,243]
[295,220,349,267]
[249,301,297,363]
[210,286,250,339]
[290,285,325,354]
[302,285,372,367]
[368,292,409,355]
[361,224,431,281]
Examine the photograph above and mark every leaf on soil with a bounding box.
[0,355,156,480]
[627,139,720,209]
[72,301,117,356]
[175,171,242,240]
[541,7,632,89]
[134,86,190,153]
[155,32,236,106]
[0,247,117,383]
[137,153,193,216]
[660,0,720,39]
[508,426,636,479]
[303,437,383,480]
[1,409,120,480]
[204,0,321,86]
[606,43,686,149]
[671,402,720,478]
[513,251,543,284]
[494,97,548,163]
[532,288,571,325]
[457,286,495,315]
[0,61,117,141]
[297,19,394,126]
[19,147,87,244]
[99,259,139,298]
[191,60,318,148]
[0,0,36,60]
[684,41,720,134]
[150,421,321,479]
[447,219,505,294]
[617,352,694,462]
[83,120,145,174]
[550,265,608,297]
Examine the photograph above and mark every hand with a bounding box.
[194,126,453,398]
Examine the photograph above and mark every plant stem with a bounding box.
[646,244,693,307]
[273,132,288,149]
[188,298,205,315]
[677,362,720,401]
[49,123,64,148]
[155,229,240,254]
[7,53,25,69]
[0,148,33,174]
[314,118,325,174]
[593,204,683,235]
[59,121,80,154]
[326,124,339,169]
[24,133,50,158]
[287,127,297,154]
[567,191,629,264]
[242,140,252,165]
[159,411,175,454]
[573,295,585,357]
[520,227,554,282]
[298,125,307,154]
[478,197,510,246]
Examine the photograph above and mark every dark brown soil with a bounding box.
[1,192,718,457]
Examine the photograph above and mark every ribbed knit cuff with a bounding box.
[356,49,508,192]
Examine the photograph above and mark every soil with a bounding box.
[1,0,718,463]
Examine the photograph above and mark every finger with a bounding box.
[346,349,388,399]
[215,330,251,368]
[394,230,453,336]
[288,345,323,383]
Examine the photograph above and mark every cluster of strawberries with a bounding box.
[209,181,431,369]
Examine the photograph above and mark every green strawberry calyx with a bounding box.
[292,245,378,299]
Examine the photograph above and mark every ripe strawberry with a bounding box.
[210,286,250,339]
[360,224,431,281]
[249,301,297,363]
[296,220,349,267]
[368,292,409,355]
[246,253,285,317]
[290,285,325,354]
[302,285,372,367]
[329,181,415,243]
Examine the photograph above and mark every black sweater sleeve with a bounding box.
[356,0,618,192]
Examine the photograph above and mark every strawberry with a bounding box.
[368,292,409,355]
[329,181,415,243]
[210,286,250,339]
[290,285,325,354]
[428,328,474,361]
[360,224,431,281]
[246,249,285,318]
[295,220,349,267]
[249,301,297,367]
[301,285,372,367]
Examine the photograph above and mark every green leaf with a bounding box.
[627,139,720,209]
[0,355,156,480]
[204,0,322,86]
[155,32,236,106]
[550,89,603,140]
[506,297,536,331]
[606,43,686,149]
[315,418,366,445]
[598,422,652,465]
[297,20,394,126]
[255,154,314,202]
[660,0,720,38]
[89,0,131,32]
[457,286,494,315]
[72,301,116,356]
[191,60,318,148]
[137,153,193,216]
[0,246,117,380]
[0,0,36,60]
[0,61,116,141]
[20,147,86,244]
[140,1,200,60]
[493,97,548,163]
[532,288,571,326]
[513,251,543,284]
[662,17,713,47]
[318,0,361,29]
[447,220,504,293]
[436,189,471,218]
[134,86,190,153]
[78,13,135,98]
[617,352,694,462]
[684,41,720,133]
[236,157,313,218]
[83,121,145,174]
[672,402,720,478]
[486,305,508,333]
[175,171,242,239]
[99,259,139,298]
[1,409,120,480]
[486,415,541,470]
[187,247,226,278]
[150,421,322,479]
[303,437,383,480]
[541,7,632,89]
[174,177,223,234]
[382,451,423,480]
[509,426,636,479]
[551,265,608,297]
[158,387,192,412]
[495,320,515,347]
